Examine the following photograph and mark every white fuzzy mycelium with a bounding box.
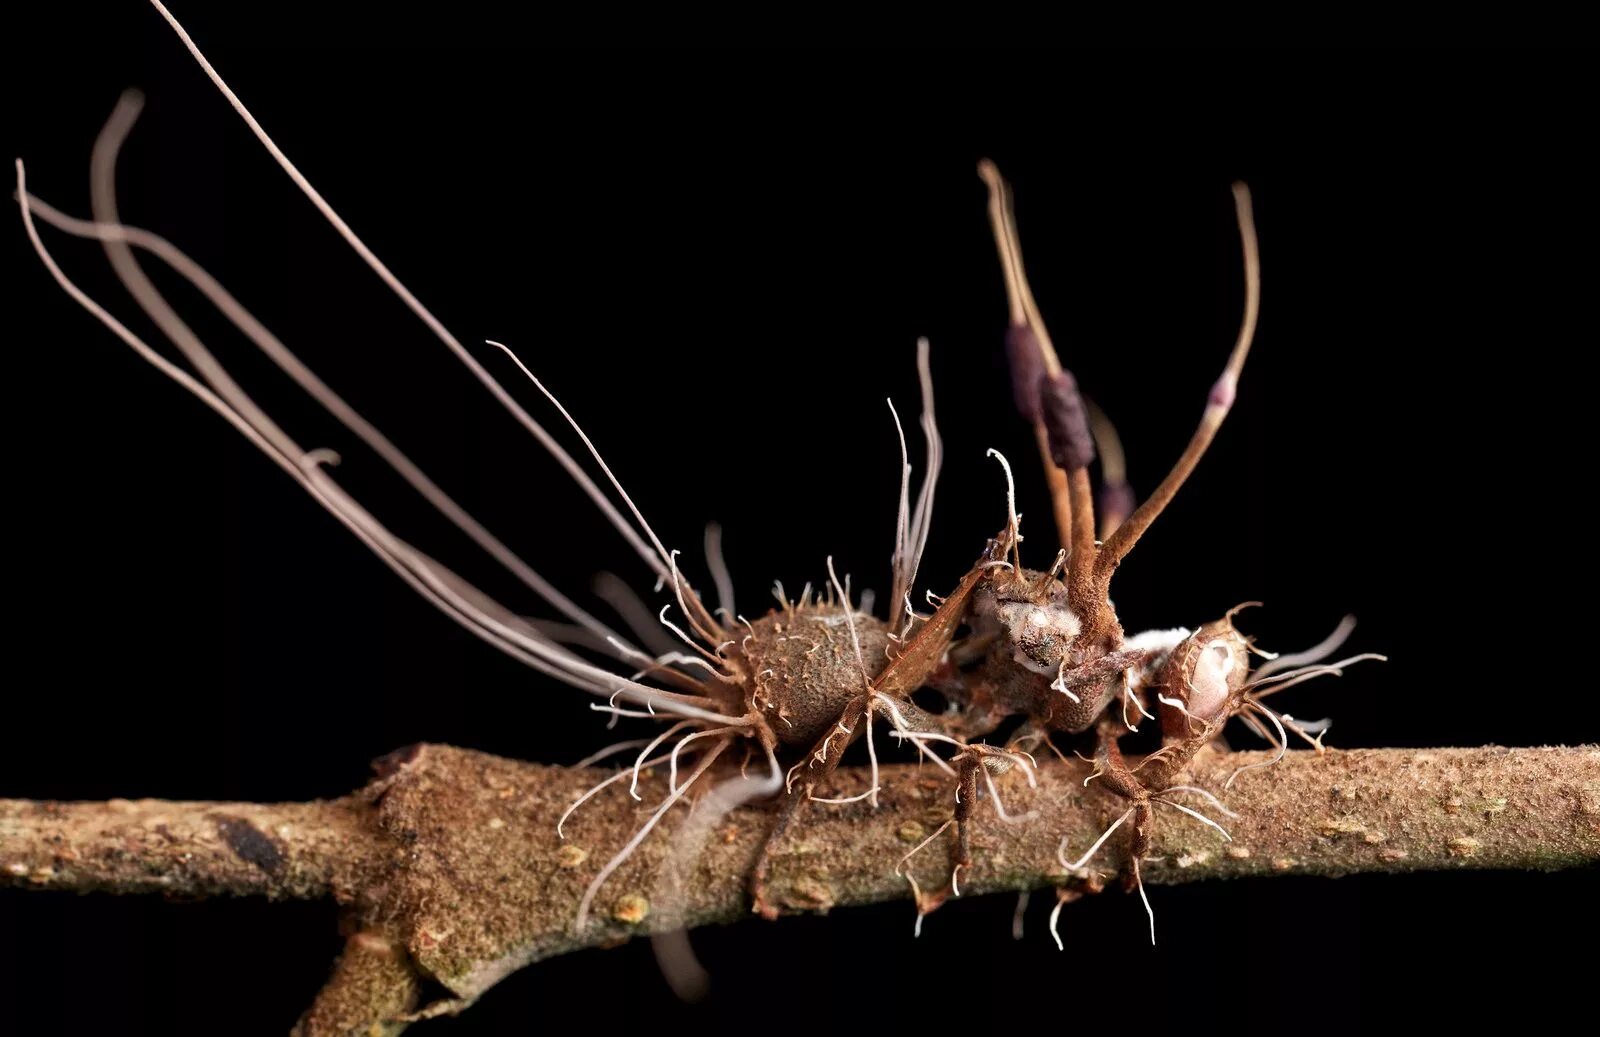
[1123,627,1193,663]
[1123,626,1192,698]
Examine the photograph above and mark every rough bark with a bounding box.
[4,744,1597,1035]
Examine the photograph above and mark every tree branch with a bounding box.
[4,744,1597,1035]
[0,793,375,900]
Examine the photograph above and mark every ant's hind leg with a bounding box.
[748,693,870,920]
[750,692,975,921]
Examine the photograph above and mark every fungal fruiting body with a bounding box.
[17,1,1381,972]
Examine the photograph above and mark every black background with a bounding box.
[5,9,1596,1036]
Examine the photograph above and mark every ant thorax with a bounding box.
[966,567,1126,734]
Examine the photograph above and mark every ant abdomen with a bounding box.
[731,605,891,747]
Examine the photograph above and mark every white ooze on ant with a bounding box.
[1123,627,1192,673]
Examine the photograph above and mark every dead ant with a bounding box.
[15,0,1379,982]
[747,163,1380,940]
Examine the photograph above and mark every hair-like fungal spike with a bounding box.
[1092,181,1261,593]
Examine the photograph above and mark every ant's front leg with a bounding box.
[1060,630,1252,942]
[1045,719,1162,937]
[1089,715,1151,805]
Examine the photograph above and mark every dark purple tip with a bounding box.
[1005,323,1045,423]
[1040,370,1095,471]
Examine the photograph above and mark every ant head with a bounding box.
[974,564,1089,679]
[1002,570,1077,651]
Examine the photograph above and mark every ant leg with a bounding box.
[1046,876,1107,951]
[1058,648,1158,695]
[1079,708,1240,946]
[952,741,1040,883]
[1093,183,1261,596]
[875,538,1001,700]
[749,693,870,920]
[890,718,1049,937]
[952,755,983,892]
[1005,718,1051,759]
[751,689,983,921]
[892,734,1037,935]
[1091,718,1149,801]
[1058,723,1167,942]
[751,543,1005,919]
